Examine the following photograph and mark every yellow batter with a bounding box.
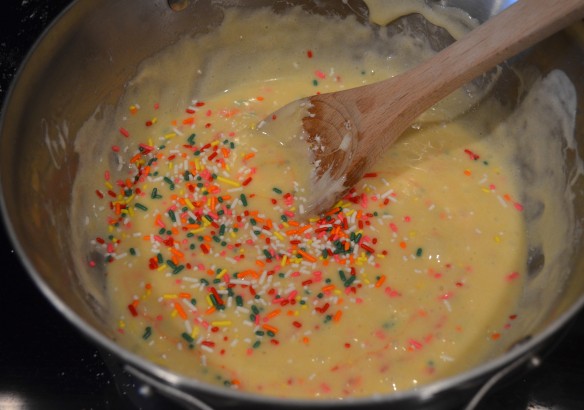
[70,4,561,399]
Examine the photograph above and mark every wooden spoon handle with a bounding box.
[349,0,584,156]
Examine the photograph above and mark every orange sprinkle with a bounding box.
[265,309,281,321]
[205,306,216,315]
[182,117,195,125]
[297,225,311,234]
[375,275,387,288]
[262,324,279,334]
[302,336,310,344]
[321,284,335,293]
[297,249,317,263]
[170,248,184,260]
[333,310,343,322]
[464,169,472,176]
[174,302,188,320]
[491,332,501,340]
[243,152,255,161]
[256,96,264,101]
[399,241,407,249]
[238,270,258,279]
[178,293,191,299]
[255,260,266,267]
[326,207,341,216]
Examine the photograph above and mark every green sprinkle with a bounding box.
[252,340,261,349]
[173,265,185,275]
[236,296,244,307]
[240,193,248,206]
[168,210,176,222]
[163,177,175,190]
[129,248,136,256]
[151,188,162,199]
[272,187,283,194]
[344,275,357,287]
[142,326,152,340]
[263,249,272,260]
[187,133,196,145]
[181,332,194,343]
[157,253,164,263]
[416,248,423,257]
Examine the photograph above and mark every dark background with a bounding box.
[1,1,584,409]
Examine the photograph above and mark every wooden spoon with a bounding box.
[263,0,584,216]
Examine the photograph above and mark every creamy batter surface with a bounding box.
[70,4,561,399]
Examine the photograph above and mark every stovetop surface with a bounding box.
[1,1,584,409]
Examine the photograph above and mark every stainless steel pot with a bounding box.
[1,1,584,408]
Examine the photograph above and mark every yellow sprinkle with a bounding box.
[217,176,240,187]
[194,159,201,171]
[185,198,195,210]
[118,320,126,329]
[163,294,178,299]
[409,231,417,238]
[206,294,214,307]
[230,231,237,238]
[281,255,288,267]
[164,133,177,139]
[157,265,166,272]
[494,236,501,243]
[211,140,220,146]
[170,310,178,318]
[191,228,206,234]
[216,269,227,279]
[191,326,200,339]
[482,188,491,193]
[151,117,158,124]
[274,232,285,242]
[104,181,114,190]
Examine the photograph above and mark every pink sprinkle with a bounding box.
[514,202,524,211]
[389,223,399,233]
[315,70,326,79]
[119,127,130,138]
[408,339,424,350]
[506,271,520,281]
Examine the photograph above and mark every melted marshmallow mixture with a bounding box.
[70,3,579,399]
